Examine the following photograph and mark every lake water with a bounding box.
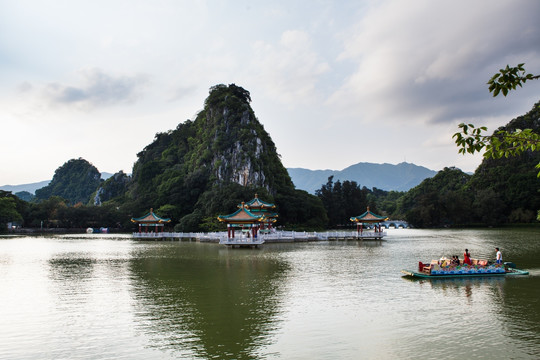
[1,228,539,359]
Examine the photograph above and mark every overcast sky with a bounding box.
[1,0,539,185]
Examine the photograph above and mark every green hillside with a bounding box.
[395,100,540,227]
[34,158,102,205]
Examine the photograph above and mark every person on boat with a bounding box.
[451,255,460,266]
[463,249,472,265]
[495,248,503,264]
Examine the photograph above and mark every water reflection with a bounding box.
[496,276,540,357]
[129,243,289,359]
[48,257,96,280]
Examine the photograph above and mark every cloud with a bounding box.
[44,68,149,109]
[17,82,33,93]
[167,85,198,103]
[251,30,330,105]
[328,0,540,125]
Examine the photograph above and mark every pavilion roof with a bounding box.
[350,207,388,223]
[131,208,171,224]
[218,203,265,224]
[242,194,276,210]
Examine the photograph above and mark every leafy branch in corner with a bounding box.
[453,124,540,175]
[454,63,540,177]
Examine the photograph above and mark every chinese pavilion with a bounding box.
[350,207,388,239]
[131,208,171,233]
[242,194,277,233]
[217,202,265,240]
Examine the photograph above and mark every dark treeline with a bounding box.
[1,191,130,231]
[315,176,404,228]
[313,162,539,229]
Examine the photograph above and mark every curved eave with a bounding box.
[131,219,172,224]
[217,207,264,223]
[243,197,276,209]
[131,213,171,224]
[349,208,388,223]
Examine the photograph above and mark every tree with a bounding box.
[453,64,540,174]
[0,193,23,230]
[453,63,540,220]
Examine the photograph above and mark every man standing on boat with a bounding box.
[496,248,503,264]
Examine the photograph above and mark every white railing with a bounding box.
[132,230,387,241]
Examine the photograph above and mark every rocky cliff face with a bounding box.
[189,84,292,192]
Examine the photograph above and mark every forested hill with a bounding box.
[126,84,327,230]
[288,162,437,193]
[34,158,101,204]
[396,100,540,227]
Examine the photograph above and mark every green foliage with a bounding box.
[396,167,473,227]
[94,171,131,204]
[275,189,327,230]
[455,64,540,176]
[0,191,23,230]
[35,158,102,204]
[15,191,34,202]
[20,197,132,230]
[487,63,539,97]
[452,95,540,227]
[315,177,407,228]
[468,148,540,219]
[315,176,368,228]
[175,211,203,232]
[394,146,540,227]
[454,121,540,177]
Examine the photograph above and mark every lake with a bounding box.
[1,228,539,359]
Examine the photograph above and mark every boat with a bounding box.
[401,258,529,279]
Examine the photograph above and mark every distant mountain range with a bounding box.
[0,173,113,195]
[287,162,437,193]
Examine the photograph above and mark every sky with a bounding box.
[1,0,540,185]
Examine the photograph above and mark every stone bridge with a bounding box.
[380,220,410,229]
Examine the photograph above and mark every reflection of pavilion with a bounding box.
[349,207,388,239]
[217,194,277,247]
[131,208,171,234]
